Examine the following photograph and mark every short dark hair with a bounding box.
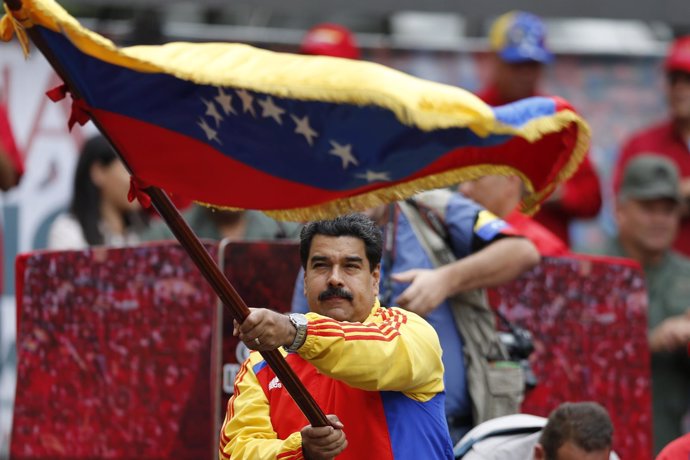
[539,402,613,459]
[299,214,382,272]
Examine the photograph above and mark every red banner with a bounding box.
[12,243,219,460]
[490,255,651,459]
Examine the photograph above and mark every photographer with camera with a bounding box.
[292,189,540,444]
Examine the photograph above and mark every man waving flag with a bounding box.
[2,1,591,456]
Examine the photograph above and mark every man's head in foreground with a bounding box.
[300,214,382,323]
[534,402,613,460]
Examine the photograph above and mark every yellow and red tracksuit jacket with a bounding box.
[219,299,454,459]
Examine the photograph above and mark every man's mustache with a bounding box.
[318,287,354,302]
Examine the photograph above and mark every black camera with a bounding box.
[497,318,538,389]
[497,327,534,361]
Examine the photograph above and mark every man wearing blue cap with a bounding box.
[476,11,602,249]
[478,11,553,106]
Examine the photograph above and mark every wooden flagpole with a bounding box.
[4,0,330,428]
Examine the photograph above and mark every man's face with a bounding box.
[303,235,380,323]
[459,175,517,217]
[362,204,387,226]
[494,57,543,102]
[666,71,690,121]
[616,197,680,255]
[93,160,141,213]
[534,441,611,460]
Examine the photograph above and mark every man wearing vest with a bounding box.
[292,190,540,444]
[221,214,455,459]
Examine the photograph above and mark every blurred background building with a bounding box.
[63,0,687,52]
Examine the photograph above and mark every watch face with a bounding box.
[290,313,308,327]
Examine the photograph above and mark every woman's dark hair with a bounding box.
[299,213,382,271]
[69,135,120,245]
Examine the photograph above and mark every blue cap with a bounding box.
[489,11,553,64]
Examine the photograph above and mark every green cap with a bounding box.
[619,154,680,202]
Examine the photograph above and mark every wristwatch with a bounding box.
[285,313,308,352]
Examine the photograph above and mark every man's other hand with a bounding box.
[233,308,296,351]
[392,268,450,316]
[649,312,690,353]
[301,414,347,460]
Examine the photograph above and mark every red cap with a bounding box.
[300,23,360,60]
[665,35,690,74]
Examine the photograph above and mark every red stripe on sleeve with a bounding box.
[277,448,304,459]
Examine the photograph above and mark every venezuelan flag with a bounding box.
[1,0,589,220]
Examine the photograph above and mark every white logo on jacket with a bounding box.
[268,376,283,391]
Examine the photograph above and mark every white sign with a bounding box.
[0,40,95,456]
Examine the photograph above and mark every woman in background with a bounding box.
[47,135,148,249]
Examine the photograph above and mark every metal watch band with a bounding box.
[286,313,308,352]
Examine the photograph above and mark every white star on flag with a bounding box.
[202,98,223,127]
[329,141,359,169]
[291,115,318,146]
[197,117,222,145]
[215,87,236,115]
[258,96,286,125]
[236,89,256,117]
[356,170,391,182]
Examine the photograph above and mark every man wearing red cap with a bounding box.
[614,35,690,257]
[477,11,602,249]
[300,23,360,60]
